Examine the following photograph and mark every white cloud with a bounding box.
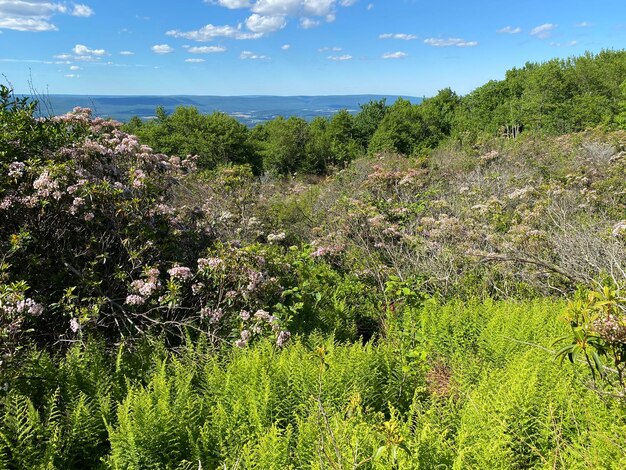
[328,54,352,61]
[187,45,226,53]
[185,58,206,62]
[382,51,407,59]
[208,0,252,7]
[318,46,342,52]
[64,74,79,78]
[152,44,174,54]
[167,24,262,41]
[194,0,359,37]
[245,13,286,33]
[281,43,290,50]
[379,33,416,40]
[424,38,478,47]
[497,26,521,34]
[367,3,374,10]
[299,17,320,29]
[120,50,134,55]
[73,44,106,56]
[0,17,56,31]
[530,23,556,39]
[54,44,107,62]
[69,65,80,70]
[240,50,270,59]
[0,1,92,32]
[71,4,94,17]
[302,0,335,16]
[253,0,312,16]
[576,21,592,27]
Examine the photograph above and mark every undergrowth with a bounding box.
[2,298,625,469]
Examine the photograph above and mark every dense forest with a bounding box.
[1,50,626,468]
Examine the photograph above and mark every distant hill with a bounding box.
[27,94,423,126]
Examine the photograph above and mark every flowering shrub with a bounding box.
[1,88,388,358]
[556,286,626,395]
[0,88,209,353]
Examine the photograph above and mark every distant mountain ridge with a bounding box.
[25,94,422,126]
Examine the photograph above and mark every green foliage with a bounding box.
[353,99,388,149]
[555,286,626,391]
[258,116,310,175]
[126,106,261,173]
[369,98,425,155]
[454,50,626,138]
[3,299,625,468]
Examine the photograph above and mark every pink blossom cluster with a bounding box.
[8,162,25,178]
[168,266,193,280]
[130,278,160,297]
[311,244,344,258]
[200,306,223,324]
[276,330,291,347]
[198,257,223,270]
[33,170,61,199]
[593,314,626,343]
[267,232,286,243]
[1,297,44,317]
[125,294,146,306]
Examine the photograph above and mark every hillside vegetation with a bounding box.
[1,50,626,468]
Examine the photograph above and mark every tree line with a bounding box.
[124,49,626,175]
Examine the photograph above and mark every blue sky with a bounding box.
[1,0,626,96]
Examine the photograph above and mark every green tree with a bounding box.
[419,88,460,150]
[259,116,309,175]
[353,99,388,150]
[328,109,360,167]
[305,116,332,174]
[369,98,425,155]
[127,106,260,173]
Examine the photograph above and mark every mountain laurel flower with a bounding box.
[167,266,192,280]
[145,267,160,281]
[209,308,223,324]
[235,338,247,348]
[311,245,344,258]
[191,282,205,295]
[254,309,271,322]
[69,318,81,333]
[200,306,223,323]
[8,161,26,178]
[267,232,286,243]
[240,310,251,321]
[198,257,223,270]
[276,330,291,347]
[33,170,59,197]
[0,196,15,210]
[20,195,39,208]
[240,329,252,341]
[132,169,146,188]
[131,279,159,297]
[84,212,95,221]
[15,298,44,316]
[247,270,263,291]
[125,294,145,305]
